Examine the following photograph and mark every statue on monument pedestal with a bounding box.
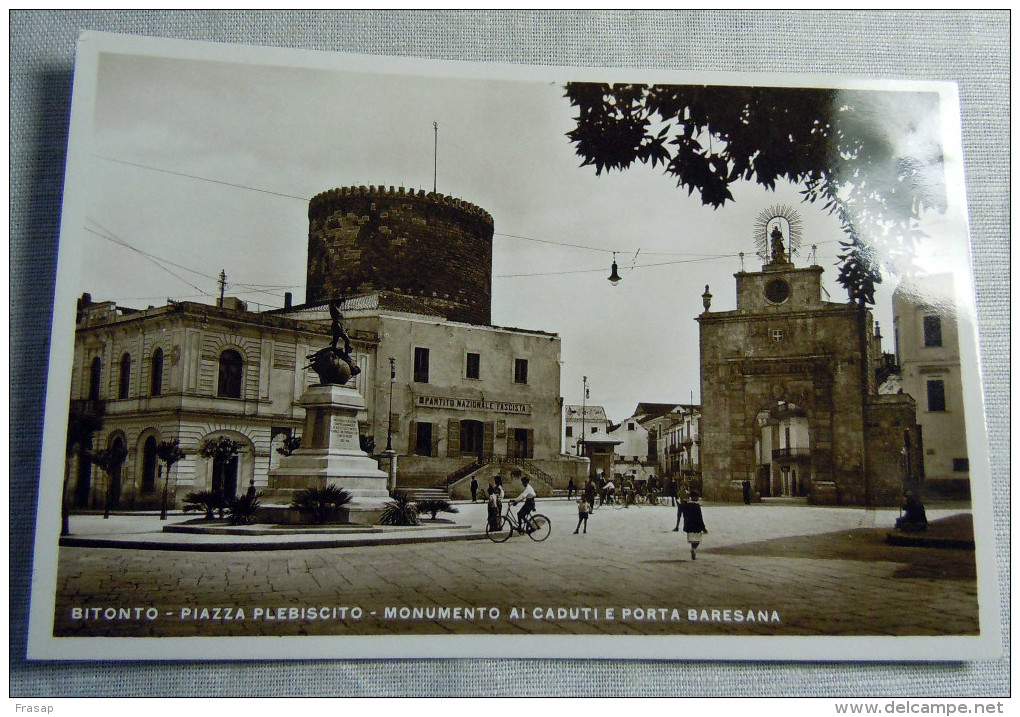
[305,300,363,386]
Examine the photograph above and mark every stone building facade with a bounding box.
[67,297,333,510]
[306,185,493,325]
[893,274,970,497]
[643,405,702,483]
[697,240,923,506]
[68,291,574,509]
[280,293,568,490]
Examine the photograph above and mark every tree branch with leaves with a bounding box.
[564,82,947,304]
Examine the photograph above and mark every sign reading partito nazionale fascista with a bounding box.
[416,395,531,415]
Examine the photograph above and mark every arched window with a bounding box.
[118,353,131,399]
[217,349,243,399]
[150,348,164,396]
[88,357,102,400]
[141,435,158,493]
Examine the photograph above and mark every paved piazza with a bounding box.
[51,500,979,638]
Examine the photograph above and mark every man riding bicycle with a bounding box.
[510,476,537,525]
[602,479,616,505]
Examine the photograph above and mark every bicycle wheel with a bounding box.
[485,516,513,542]
[635,493,647,505]
[613,496,625,510]
[526,514,551,542]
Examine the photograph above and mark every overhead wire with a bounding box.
[84,224,214,296]
[95,155,853,286]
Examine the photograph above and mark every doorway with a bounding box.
[459,420,484,458]
[212,456,239,499]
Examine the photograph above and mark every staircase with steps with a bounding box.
[395,486,451,501]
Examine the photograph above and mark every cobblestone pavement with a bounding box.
[50,500,979,638]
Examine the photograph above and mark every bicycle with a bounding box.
[486,500,551,542]
[634,490,660,506]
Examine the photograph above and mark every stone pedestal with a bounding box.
[265,384,389,524]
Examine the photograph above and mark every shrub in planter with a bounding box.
[416,498,459,520]
[378,490,420,526]
[183,491,226,520]
[226,491,263,526]
[290,485,353,524]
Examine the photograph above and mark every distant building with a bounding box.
[893,274,969,498]
[563,404,617,478]
[642,404,701,482]
[697,222,922,506]
[608,403,678,481]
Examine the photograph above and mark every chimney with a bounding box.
[284,292,293,309]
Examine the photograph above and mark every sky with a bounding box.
[72,41,970,423]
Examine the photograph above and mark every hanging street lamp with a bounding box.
[608,252,622,285]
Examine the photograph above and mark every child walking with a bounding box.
[573,495,589,534]
[681,492,708,560]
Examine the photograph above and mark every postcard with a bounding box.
[27,31,1000,660]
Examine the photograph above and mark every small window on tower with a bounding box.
[514,358,529,384]
[772,329,784,342]
[466,352,480,380]
[923,315,943,347]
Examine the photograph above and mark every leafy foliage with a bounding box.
[564,83,948,304]
[359,433,376,454]
[275,435,301,457]
[226,491,263,526]
[199,436,242,463]
[289,484,353,524]
[156,438,186,470]
[416,498,459,520]
[88,444,128,474]
[66,401,104,457]
[378,490,421,526]
[183,490,227,520]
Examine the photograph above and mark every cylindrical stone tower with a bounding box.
[306,185,494,325]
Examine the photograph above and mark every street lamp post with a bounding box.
[385,357,397,493]
[579,375,588,459]
[386,357,395,451]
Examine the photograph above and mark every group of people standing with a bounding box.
[473,471,707,559]
[477,475,537,531]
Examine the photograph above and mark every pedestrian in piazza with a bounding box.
[486,482,501,531]
[470,477,478,502]
[573,494,589,534]
[672,489,687,532]
[666,476,677,507]
[584,478,596,512]
[680,492,708,560]
[567,477,576,500]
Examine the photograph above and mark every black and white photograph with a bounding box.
[24,30,1000,663]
